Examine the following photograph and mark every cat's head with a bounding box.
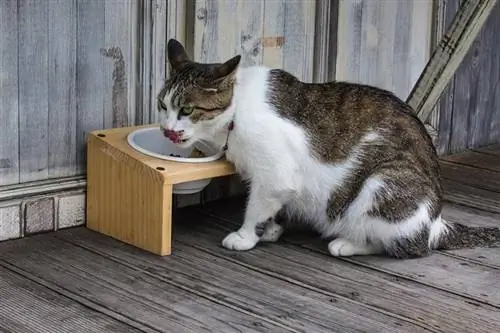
[157,39,241,147]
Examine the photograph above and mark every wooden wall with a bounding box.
[0,0,140,187]
[335,0,433,103]
[437,0,500,155]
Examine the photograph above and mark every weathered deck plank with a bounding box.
[0,265,144,333]
[0,237,287,333]
[441,150,500,173]
[0,146,500,332]
[3,231,425,333]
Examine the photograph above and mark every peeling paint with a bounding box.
[101,46,128,128]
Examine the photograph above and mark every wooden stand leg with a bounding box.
[159,184,173,256]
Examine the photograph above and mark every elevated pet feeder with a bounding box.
[85,124,235,255]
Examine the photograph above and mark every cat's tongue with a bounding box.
[163,129,180,143]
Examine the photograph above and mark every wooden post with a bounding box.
[406,0,498,123]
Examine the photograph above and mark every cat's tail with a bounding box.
[435,219,500,250]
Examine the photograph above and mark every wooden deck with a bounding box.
[1,146,500,333]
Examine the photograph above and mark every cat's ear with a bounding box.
[201,55,241,92]
[214,55,241,79]
[167,39,189,70]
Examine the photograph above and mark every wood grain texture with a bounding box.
[60,228,429,333]
[86,132,172,256]
[48,0,77,178]
[184,210,500,332]
[440,160,500,192]
[442,178,500,213]
[0,266,144,333]
[474,144,500,156]
[313,0,338,83]
[76,0,105,174]
[262,0,285,69]
[0,1,20,186]
[435,0,463,155]
[102,0,132,129]
[439,0,500,154]
[18,0,49,182]
[336,0,433,101]
[148,0,167,124]
[0,236,290,333]
[441,150,500,172]
[283,1,316,82]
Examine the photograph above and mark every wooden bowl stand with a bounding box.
[85,125,235,256]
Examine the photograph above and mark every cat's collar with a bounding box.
[222,120,235,152]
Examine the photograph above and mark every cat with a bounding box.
[157,38,500,258]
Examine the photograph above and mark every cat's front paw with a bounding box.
[222,231,259,251]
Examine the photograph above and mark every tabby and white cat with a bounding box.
[158,39,500,258]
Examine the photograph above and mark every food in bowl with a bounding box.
[189,148,206,158]
[168,148,206,158]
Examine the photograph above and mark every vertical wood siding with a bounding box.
[335,0,433,101]
[0,1,20,186]
[438,0,500,154]
[0,0,139,186]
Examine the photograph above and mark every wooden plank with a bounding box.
[442,178,500,213]
[18,0,49,182]
[336,0,433,100]
[0,1,20,186]
[442,201,500,228]
[76,0,105,174]
[102,0,132,129]
[48,0,77,178]
[148,0,167,124]
[0,236,289,333]
[440,201,500,266]
[434,0,461,155]
[167,212,500,332]
[59,228,431,333]
[0,265,144,333]
[261,0,285,69]
[312,0,337,83]
[441,150,500,172]
[473,144,500,156]
[407,0,498,123]
[467,2,500,148]
[283,0,316,82]
[440,160,500,193]
[351,252,500,306]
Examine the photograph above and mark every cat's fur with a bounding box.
[158,39,500,258]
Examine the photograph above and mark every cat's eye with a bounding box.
[158,99,167,111]
[179,107,194,116]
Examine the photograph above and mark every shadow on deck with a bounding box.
[1,145,500,332]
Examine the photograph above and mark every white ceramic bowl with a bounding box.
[127,126,224,194]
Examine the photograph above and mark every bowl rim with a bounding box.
[126,127,225,163]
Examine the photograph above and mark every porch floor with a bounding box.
[1,145,500,333]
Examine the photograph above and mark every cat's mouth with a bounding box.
[162,128,190,144]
